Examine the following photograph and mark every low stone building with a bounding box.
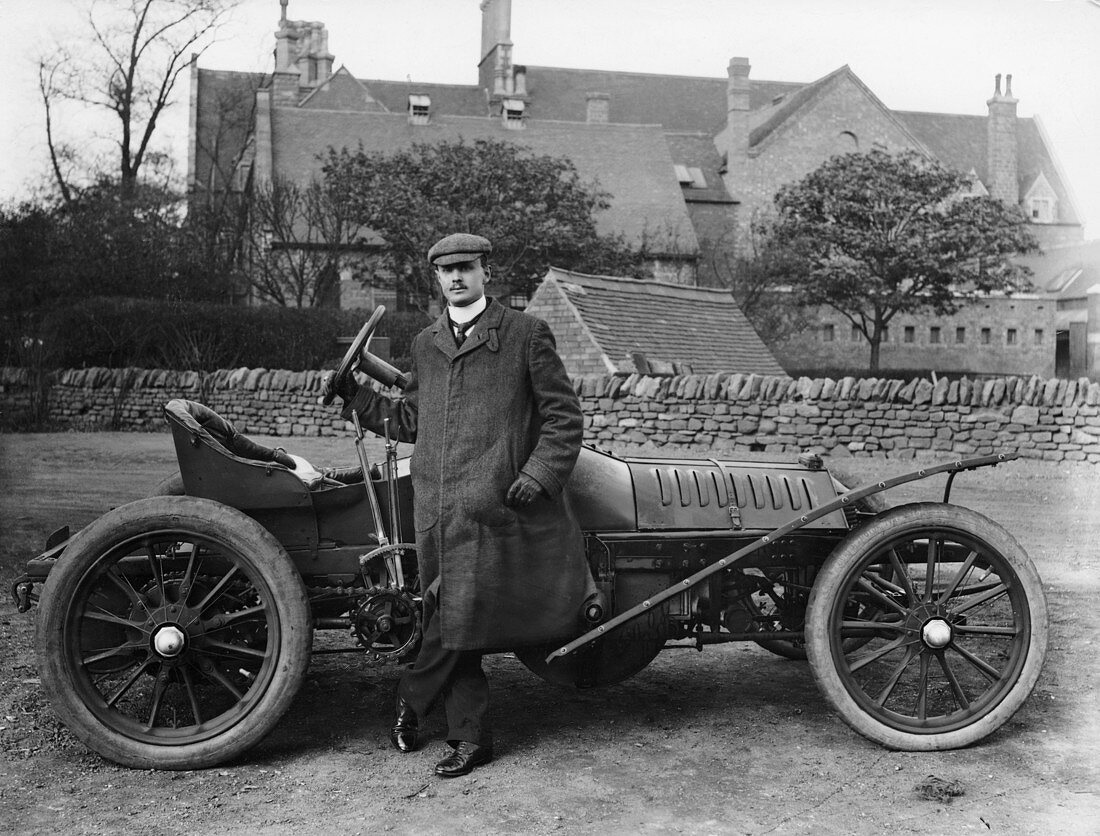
[524,267,786,377]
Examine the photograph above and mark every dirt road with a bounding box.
[1,432,1098,835]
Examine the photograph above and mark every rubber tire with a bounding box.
[753,467,886,661]
[150,472,186,496]
[805,502,1048,751]
[36,495,312,769]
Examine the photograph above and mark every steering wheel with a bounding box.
[324,306,386,405]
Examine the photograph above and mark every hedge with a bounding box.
[20,299,431,371]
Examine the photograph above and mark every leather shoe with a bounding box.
[435,741,493,778]
[390,695,419,753]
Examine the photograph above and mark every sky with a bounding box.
[4,0,1099,238]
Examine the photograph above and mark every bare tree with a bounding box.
[39,0,236,201]
[244,176,366,308]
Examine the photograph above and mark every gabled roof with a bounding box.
[896,111,1080,225]
[664,132,734,204]
[1017,239,1100,299]
[357,78,490,116]
[268,107,697,254]
[749,65,929,155]
[519,66,803,132]
[538,267,786,375]
[299,66,389,112]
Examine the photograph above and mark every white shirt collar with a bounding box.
[448,295,487,325]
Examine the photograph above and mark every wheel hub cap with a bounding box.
[921,618,952,649]
[152,624,186,658]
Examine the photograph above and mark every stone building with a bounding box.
[524,267,785,377]
[187,0,1094,376]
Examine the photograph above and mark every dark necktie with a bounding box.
[453,320,473,346]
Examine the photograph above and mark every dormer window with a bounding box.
[502,98,526,129]
[408,94,431,126]
[1029,197,1054,223]
[1023,172,1057,224]
[673,165,706,189]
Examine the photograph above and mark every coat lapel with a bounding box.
[433,298,506,362]
[430,313,459,362]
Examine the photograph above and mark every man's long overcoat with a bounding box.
[344,299,595,651]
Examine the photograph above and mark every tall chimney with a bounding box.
[986,73,1019,206]
[724,58,751,183]
[479,0,513,96]
[586,92,610,124]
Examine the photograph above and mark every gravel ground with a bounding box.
[1,431,1098,835]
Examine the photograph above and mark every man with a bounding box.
[327,233,594,778]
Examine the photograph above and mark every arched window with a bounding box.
[837,131,859,152]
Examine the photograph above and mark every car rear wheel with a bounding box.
[805,503,1047,750]
[36,496,312,769]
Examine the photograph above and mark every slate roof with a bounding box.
[664,132,734,204]
[897,111,1080,225]
[540,267,786,375]
[268,106,698,254]
[1016,239,1100,299]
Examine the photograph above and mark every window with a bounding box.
[956,327,966,344]
[930,326,941,344]
[850,325,861,342]
[502,98,526,129]
[881,327,890,342]
[837,131,858,151]
[904,326,915,344]
[407,94,431,125]
[1029,198,1054,223]
[981,328,991,345]
[1034,328,1044,345]
[822,324,835,342]
[1007,328,1017,345]
[673,165,707,189]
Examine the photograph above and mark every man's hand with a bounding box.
[321,370,360,406]
[505,473,544,507]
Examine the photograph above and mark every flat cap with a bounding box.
[427,233,492,266]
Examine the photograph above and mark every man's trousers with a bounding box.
[397,595,491,747]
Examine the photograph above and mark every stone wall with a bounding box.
[3,367,1100,463]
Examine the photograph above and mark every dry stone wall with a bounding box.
[3,367,1100,463]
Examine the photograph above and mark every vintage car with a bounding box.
[10,308,1048,770]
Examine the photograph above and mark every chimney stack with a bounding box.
[986,72,1019,206]
[586,92,610,124]
[479,0,514,97]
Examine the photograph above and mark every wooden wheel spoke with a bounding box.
[82,639,146,667]
[854,577,909,617]
[848,634,912,673]
[951,582,1009,617]
[145,540,166,604]
[200,639,268,661]
[953,624,1017,637]
[948,641,1002,682]
[83,608,147,631]
[840,619,905,637]
[105,567,149,613]
[915,653,931,719]
[187,565,240,621]
[937,550,980,604]
[105,658,155,707]
[180,665,203,726]
[206,604,267,629]
[885,548,917,601]
[937,652,970,710]
[924,538,938,603]
[873,646,919,706]
[200,663,246,701]
[144,665,171,730]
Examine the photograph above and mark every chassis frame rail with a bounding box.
[546,452,1017,664]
